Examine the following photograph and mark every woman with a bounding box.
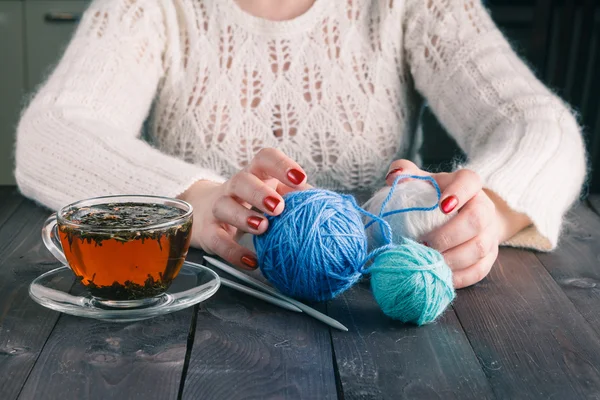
[15,0,586,288]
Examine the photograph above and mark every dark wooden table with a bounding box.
[2,186,600,399]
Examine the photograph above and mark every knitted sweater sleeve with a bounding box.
[403,0,587,250]
[15,0,225,211]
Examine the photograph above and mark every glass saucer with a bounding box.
[29,262,221,322]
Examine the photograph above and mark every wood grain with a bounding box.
[328,280,494,400]
[588,196,600,217]
[182,253,338,400]
[0,198,68,400]
[19,312,193,400]
[18,255,202,400]
[534,203,600,336]
[453,247,600,399]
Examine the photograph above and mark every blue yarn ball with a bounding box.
[254,185,455,326]
[369,239,455,325]
[254,189,367,302]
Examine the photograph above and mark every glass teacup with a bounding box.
[42,195,193,308]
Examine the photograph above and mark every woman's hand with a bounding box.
[178,148,309,270]
[385,160,531,289]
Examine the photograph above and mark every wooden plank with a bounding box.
[0,198,68,400]
[18,254,201,400]
[453,247,600,399]
[588,195,600,216]
[181,252,338,400]
[534,202,600,336]
[328,280,495,400]
[18,312,194,400]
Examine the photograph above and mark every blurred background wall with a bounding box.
[0,0,599,192]
[420,0,600,194]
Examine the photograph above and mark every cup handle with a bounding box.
[42,214,69,266]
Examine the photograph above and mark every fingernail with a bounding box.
[287,169,306,185]
[241,255,257,269]
[247,216,263,230]
[422,241,430,247]
[264,196,280,213]
[385,168,403,180]
[441,195,459,214]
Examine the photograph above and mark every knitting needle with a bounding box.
[218,276,302,313]
[201,256,349,332]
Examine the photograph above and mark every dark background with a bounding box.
[421,0,600,194]
[0,0,598,191]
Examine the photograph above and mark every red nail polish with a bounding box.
[264,196,280,213]
[441,195,459,214]
[287,169,306,185]
[422,241,430,247]
[241,255,257,269]
[386,168,403,180]
[247,216,263,230]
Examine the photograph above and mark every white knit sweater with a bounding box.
[15,0,586,250]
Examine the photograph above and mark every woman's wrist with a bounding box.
[484,188,532,242]
[177,180,221,203]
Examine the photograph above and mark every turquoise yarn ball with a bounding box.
[254,189,367,302]
[253,178,455,326]
[369,239,455,325]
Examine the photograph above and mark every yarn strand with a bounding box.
[364,175,442,230]
[254,177,454,325]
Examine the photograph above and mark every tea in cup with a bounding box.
[42,195,193,307]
